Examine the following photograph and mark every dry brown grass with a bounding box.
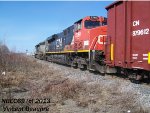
[0,44,47,98]
[0,44,149,113]
[43,79,149,113]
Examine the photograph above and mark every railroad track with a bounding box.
[35,57,150,86]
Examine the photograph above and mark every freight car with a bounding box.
[105,1,150,83]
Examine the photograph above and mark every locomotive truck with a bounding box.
[35,1,150,83]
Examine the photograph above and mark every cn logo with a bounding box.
[97,35,106,44]
[133,20,140,26]
[56,38,62,48]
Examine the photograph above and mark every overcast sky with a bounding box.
[0,1,113,53]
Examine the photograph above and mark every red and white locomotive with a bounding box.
[35,16,107,73]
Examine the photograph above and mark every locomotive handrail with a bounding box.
[89,36,98,50]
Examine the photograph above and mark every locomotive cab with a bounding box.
[73,16,107,51]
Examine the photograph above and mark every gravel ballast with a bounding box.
[38,60,150,113]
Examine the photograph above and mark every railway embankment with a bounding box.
[0,52,150,113]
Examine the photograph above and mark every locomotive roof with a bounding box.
[64,25,74,30]
[46,34,58,41]
[74,16,102,24]
[35,41,45,47]
[39,41,45,45]
[46,36,52,40]
[74,19,82,24]
[46,25,74,41]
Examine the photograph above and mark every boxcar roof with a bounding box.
[105,1,122,10]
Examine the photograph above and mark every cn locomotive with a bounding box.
[35,16,107,73]
[35,1,150,83]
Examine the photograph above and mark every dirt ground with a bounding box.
[0,56,150,113]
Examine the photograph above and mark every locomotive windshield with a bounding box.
[84,20,101,29]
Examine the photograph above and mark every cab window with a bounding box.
[74,19,82,31]
[74,23,82,31]
[84,20,101,29]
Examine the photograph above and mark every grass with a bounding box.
[0,44,149,113]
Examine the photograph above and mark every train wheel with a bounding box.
[130,70,143,84]
[71,61,78,69]
[80,64,87,71]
